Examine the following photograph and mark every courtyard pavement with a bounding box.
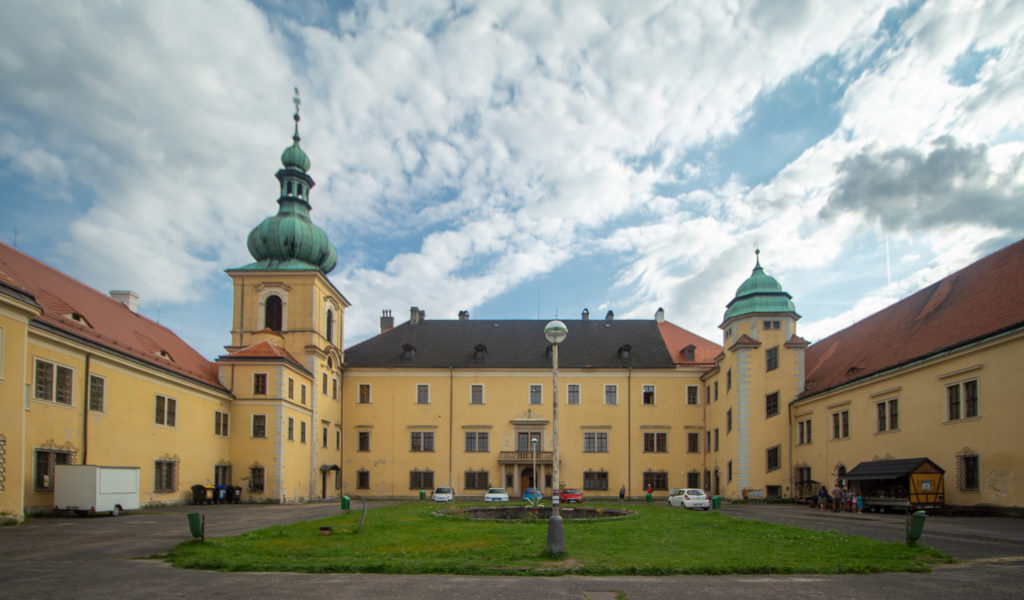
[1,500,1022,599]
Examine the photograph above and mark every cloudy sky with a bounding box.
[1,0,1022,359]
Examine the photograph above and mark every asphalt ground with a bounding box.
[1,500,1022,599]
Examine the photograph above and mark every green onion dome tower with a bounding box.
[722,249,798,324]
[243,92,337,274]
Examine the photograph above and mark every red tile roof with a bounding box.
[803,238,1024,397]
[657,321,721,366]
[218,340,307,372]
[0,242,223,389]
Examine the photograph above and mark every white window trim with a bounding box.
[252,414,268,438]
[155,395,177,427]
[215,410,230,437]
[604,384,618,405]
[416,383,430,405]
[256,285,289,331]
[566,383,581,405]
[88,373,106,413]
[470,383,484,405]
[34,357,75,406]
[642,384,656,405]
[358,383,372,404]
[686,385,699,406]
[528,383,543,405]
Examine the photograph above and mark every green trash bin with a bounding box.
[906,510,927,545]
[419,490,426,500]
[341,495,351,510]
[711,495,722,510]
[187,512,204,541]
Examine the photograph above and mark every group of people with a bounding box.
[817,484,862,513]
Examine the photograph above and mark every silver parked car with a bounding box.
[484,488,509,502]
[668,488,710,510]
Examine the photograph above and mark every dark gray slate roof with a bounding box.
[845,458,944,480]
[344,319,677,369]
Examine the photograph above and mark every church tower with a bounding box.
[704,250,807,499]
[219,92,349,502]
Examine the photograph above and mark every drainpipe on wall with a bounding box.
[787,400,793,501]
[82,353,91,464]
[627,365,632,498]
[338,367,345,494]
[448,365,454,489]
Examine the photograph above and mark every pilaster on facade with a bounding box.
[273,404,285,502]
[734,348,753,492]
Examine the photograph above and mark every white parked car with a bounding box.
[484,488,509,502]
[668,488,710,510]
[432,486,454,502]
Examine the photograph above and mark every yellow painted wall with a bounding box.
[0,292,39,521]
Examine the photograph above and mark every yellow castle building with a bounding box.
[2,110,1022,522]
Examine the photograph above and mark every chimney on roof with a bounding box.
[410,306,425,326]
[605,310,614,321]
[582,308,590,321]
[458,310,470,321]
[655,307,665,322]
[109,290,139,314]
[380,309,394,333]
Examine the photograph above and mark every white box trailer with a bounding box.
[54,465,140,517]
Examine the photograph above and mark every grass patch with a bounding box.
[164,501,948,575]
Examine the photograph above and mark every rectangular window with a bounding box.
[155,395,176,427]
[358,431,370,451]
[301,384,307,405]
[643,432,667,453]
[798,418,812,444]
[154,460,177,493]
[687,432,699,453]
[464,471,489,490]
[322,426,328,448]
[288,377,294,400]
[958,454,980,491]
[332,378,338,400]
[252,414,267,438]
[766,445,781,472]
[214,411,229,436]
[471,384,484,405]
[714,381,719,401]
[336,430,341,449]
[795,466,812,485]
[359,384,371,404]
[356,470,370,489]
[766,346,779,371]
[253,373,267,395]
[416,384,429,405]
[583,432,608,453]
[605,384,618,405]
[686,386,698,406]
[642,385,655,405]
[300,421,306,443]
[518,432,541,452]
[714,428,719,451]
[727,460,733,482]
[288,417,294,441]
[34,359,74,405]
[214,464,231,486]
[642,471,668,491]
[411,431,435,452]
[249,466,265,492]
[947,380,979,420]
[726,409,732,433]
[706,431,711,452]
[765,392,779,418]
[88,374,105,412]
[409,470,434,490]
[877,399,898,432]
[465,431,489,452]
[583,470,609,491]
[567,384,580,405]
[322,373,328,395]
[832,410,850,439]
[726,369,732,392]
[529,384,542,405]
[687,472,701,488]
[33,449,72,491]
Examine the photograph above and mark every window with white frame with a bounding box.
[643,432,667,453]
[642,385,655,405]
[604,384,617,405]
[154,459,177,493]
[34,358,74,405]
[465,431,489,452]
[766,445,781,471]
[686,385,698,405]
[301,383,307,405]
[88,374,105,412]
[529,384,542,405]
[252,414,267,438]
[583,431,608,453]
[765,392,779,418]
[287,377,294,400]
[359,384,371,404]
[797,418,812,444]
[411,431,435,452]
[766,346,779,371]
[155,395,176,427]
[416,384,429,405]
[471,384,484,405]
[946,379,979,421]
[832,410,850,439]
[567,384,580,405]
[287,417,294,441]
[214,411,229,436]
[300,421,306,443]
[253,373,267,395]
[877,399,898,432]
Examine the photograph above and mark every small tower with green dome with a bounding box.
[705,249,808,505]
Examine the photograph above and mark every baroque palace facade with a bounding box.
[2,114,1023,521]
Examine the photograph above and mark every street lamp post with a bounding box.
[531,437,538,495]
[544,320,568,554]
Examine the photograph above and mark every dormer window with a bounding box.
[401,344,416,360]
[683,345,696,362]
[618,344,632,360]
[157,350,173,361]
[67,313,92,328]
[474,344,487,361]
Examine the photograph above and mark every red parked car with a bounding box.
[559,489,584,504]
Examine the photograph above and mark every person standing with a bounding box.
[832,483,842,513]
[619,484,626,502]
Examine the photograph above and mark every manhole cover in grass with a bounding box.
[445,506,634,520]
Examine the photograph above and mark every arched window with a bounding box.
[325,309,334,344]
[265,295,283,331]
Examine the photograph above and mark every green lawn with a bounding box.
[163,501,948,575]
